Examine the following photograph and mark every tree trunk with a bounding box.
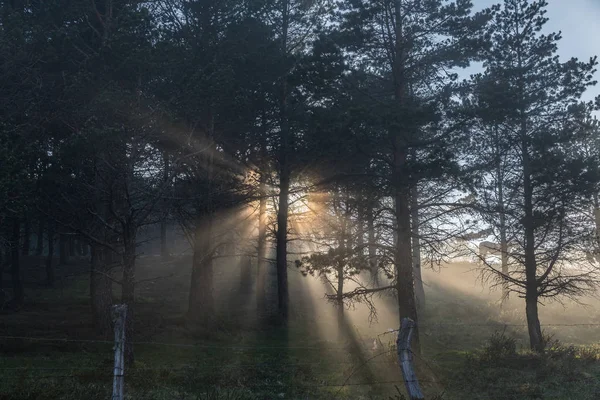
[336,225,346,340]
[410,185,425,311]
[160,150,170,260]
[593,194,600,262]
[46,222,55,287]
[0,239,5,308]
[35,219,44,256]
[69,235,75,257]
[499,191,509,304]
[275,0,290,325]
[122,232,136,366]
[332,188,348,339]
[522,133,543,351]
[188,216,215,324]
[356,199,365,258]
[494,126,510,304]
[275,169,290,324]
[392,0,419,349]
[256,171,268,319]
[22,218,30,256]
[239,255,252,294]
[368,205,378,287]
[59,233,68,265]
[76,238,83,257]
[90,245,112,337]
[10,217,23,306]
[525,290,543,351]
[394,175,420,349]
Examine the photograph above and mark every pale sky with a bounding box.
[464,0,600,103]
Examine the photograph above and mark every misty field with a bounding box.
[2,255,600,400]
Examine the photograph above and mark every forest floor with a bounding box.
[1,255,600,399]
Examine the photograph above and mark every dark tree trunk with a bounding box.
[69,235,75,257]
[273,0,290,326]
[90,245,112,337]
[239,255,253,294]
[22,218,30,256]
[256,172,268,319]
[46,222,55,287]
[35,220,44,256]
[160,151,170,260]
[356,200,365,258]
[59,233,67,265]
[10,217,23,306]
[494,126,510,304]
[160,221,168,259]
[188,216,214,324]
[410,185,425,311]
[392,0,419,349]
[333,187,350,340]
[368,205,378,287]
[275,168,290,324]
[122,231,137,366]
[0,244,5,308]
[336,212,346,341]
[188,112,216,325]
[76,238,83,257]
[592,194,600,262]
[522,136,543,352]
[394,175,419,349]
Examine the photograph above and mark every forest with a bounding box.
[2,0,600,399]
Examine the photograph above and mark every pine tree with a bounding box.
[473,0,600,351]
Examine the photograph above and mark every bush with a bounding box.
[480,331,517,363]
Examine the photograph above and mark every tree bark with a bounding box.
[76,238,83,257]
[160,150,170,260]
[22,218,30,256]
[122,230,136,366]
[336,193,347,340]
[522,134,543,352]
[368,204,378,287]
[10,217,23,306]
[410,185,425,311]
[188,216,215,324]
[59,233,68,265]
[35,219,44,256]
[275,0,290,325]
[498,158,509,304]
[239,255,252,294]
[69,235,75,257]
[593,194,600,262]
[256,171,268,319]
[188,113,216,325]
[46,221,55,287]
[394,168,420,349]
[275,168,290,324]
[90,245,112,337]
[392,0,419,349]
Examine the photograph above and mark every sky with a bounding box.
[463,0,600,104]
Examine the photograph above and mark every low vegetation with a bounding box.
[2,257,600,399]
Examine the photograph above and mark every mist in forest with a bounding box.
[3,0,600,399]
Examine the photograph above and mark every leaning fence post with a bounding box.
[112,304,127,400]
[397,317,424,400]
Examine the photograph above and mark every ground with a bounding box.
[1,256,600,399]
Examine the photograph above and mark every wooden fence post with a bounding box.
[112,304,127,400]
[397,317,424,400]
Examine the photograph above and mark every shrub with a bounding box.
[480,331,517,363]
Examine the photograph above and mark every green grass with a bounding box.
[2,257,600,399]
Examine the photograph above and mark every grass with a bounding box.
[1,257,600,399]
